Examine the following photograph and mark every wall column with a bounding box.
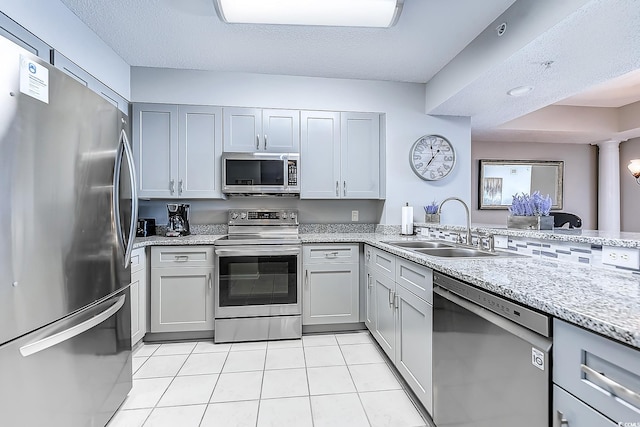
[595,140,621,232]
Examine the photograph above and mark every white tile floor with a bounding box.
[108,331,427,427]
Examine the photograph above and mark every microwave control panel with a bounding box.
[288,160,298,186]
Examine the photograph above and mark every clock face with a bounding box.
[409,135,456,181]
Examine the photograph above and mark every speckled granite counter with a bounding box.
[132,232,640,350]
[416,223,640,248]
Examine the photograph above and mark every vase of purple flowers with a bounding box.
[506,192,554,230]
[424,201,440,223]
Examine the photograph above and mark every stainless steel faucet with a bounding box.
[437,197,472,246]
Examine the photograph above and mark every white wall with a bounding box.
[0,1,130,99]
[131,67,472,226]
[472,140,597,229]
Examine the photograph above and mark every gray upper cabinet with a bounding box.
[223,107,299,153]
[301,111,381,199]
[341,112,380,198]
[133,103,223,199]
[51,51,128,115]
[0,12,51,61]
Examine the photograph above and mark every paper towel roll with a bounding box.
[401,205,413,235]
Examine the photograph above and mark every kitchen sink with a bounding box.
[383,240,524,258]
[415,247,524,258]
[382,240,454,249]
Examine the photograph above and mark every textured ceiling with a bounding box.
[431,0,640,139]
[556,69,640,108]
[58,0,515,83]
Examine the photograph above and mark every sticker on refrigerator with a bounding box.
[531,347,545,370]
[19,55,49,104]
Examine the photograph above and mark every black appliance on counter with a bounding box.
[167,203,190,236]
[136,218,156,237]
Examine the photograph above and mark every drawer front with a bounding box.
[553,385,616,427]
[553,319,640,423]
[396,258,432,303]
[130,248,146,274]
[151,246,214,268]
[367,246,395,279]
[304,244,359,264]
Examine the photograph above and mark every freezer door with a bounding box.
[0,36,134,344]
[0,289,131,427]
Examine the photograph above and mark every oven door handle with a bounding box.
[434,286,551,350]
[215,247,301,257]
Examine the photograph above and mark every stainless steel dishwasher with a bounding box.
[432,272,552,427]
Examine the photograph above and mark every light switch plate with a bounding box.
[420,228,429,237]
[602,246,640,269]
[494,235,509,249]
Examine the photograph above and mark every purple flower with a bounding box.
[509,191,552,216]
[424,201,439,214]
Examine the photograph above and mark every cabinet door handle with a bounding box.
[388,289,393,307]
[556,411,569,426]
[366,250,371,261]
[343,180,346,196]
[178,179,183,195]
[335,181,339,197]
[580,364,640,408]
[174,255,189,262]
[394,294,399,310]
[367,274,372,289]
[305,270,309,287]
[256,134,260,150]
[169,179,175,194]
[208,272,212,290]
[325,251,339,258]
[264,134,267,150]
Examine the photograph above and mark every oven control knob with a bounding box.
[240,212,247,219]
[281,212,287,219]
[231,212,239,220]
[290,212,297,220]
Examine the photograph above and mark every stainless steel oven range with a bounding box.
[214,209,302,343]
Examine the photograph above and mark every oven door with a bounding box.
[215,245,301,318]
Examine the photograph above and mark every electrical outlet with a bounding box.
[493,235,509,249]
[602,246,640,269]
[420,228,429,237]
[351,210,359,222]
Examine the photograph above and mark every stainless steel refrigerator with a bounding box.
[0,35,138,426]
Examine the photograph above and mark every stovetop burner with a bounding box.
[215,209,300,246]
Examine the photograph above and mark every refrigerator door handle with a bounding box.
[112,135,126,261]
[19,294,126,357]
[121,129,139,268]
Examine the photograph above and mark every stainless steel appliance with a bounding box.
[222,152,300,195]
[166,203,190,236]
[137,218,156,237]
[214,209,301,342]
[0,36,137,427]
[432,272,552,427]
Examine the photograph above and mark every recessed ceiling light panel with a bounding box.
[214,0,404,28]
[507,85,534,97]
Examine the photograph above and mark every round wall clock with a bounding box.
[409,135,456,181]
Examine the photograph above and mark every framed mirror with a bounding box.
[478,160,564,210]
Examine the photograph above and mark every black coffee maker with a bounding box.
[166,203,191,236]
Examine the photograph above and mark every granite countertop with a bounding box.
[133,232,640,350]
[416,222,640,248]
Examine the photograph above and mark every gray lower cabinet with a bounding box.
[302,244,359,325]
[553,385,616,427]
[365,244,433,414]
[553,319,640,425]
[130,248,147,345]
[150,246,214,333]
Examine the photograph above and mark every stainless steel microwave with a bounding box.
[222,152,300,195]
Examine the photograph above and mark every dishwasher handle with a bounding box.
[434,286,552,351]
